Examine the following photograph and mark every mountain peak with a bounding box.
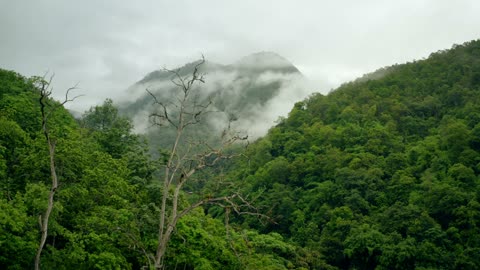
[138,59,225,84]
[233,51,299,73]
[138,52,300,84]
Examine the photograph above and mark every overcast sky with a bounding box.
[1,0,479,111]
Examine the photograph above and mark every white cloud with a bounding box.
[1,0,479,115]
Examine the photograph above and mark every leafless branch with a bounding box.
[147,56,266,269]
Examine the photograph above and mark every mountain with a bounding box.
[233,51,300,73]
[3,39,480,269]
[119,52,310,147]
[224,40,480,269]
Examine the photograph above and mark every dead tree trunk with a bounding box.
[34,76,79,270]
[34,121,57,270]
[149,58,209,269]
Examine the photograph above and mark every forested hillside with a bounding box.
[225,40,480,269]
[1,39,480,270]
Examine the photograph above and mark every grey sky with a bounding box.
[1,0,479,111]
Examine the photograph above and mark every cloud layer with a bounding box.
[1,1,479,113]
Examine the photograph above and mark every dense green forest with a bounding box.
[1,39,480,269]
[225,40,480,269]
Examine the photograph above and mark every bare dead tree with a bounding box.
[146,57,268,269]
[33,75,81,270]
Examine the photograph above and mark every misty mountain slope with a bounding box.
[119,52,311,148]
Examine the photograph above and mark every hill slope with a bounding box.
[226,40,480,269]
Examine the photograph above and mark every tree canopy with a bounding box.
[224,39,480,269]
[1,39,480,269]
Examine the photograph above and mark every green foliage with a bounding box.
[3,39,480,269]
[228,40,480,269]
[0,194,38,269]
[81,99,138,158]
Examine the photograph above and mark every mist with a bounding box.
[117,54,315,140]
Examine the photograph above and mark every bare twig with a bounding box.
[147,56,266,269]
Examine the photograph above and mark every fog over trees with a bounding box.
[1,37,480,269]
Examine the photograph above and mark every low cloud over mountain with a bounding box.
[119,52,313,140]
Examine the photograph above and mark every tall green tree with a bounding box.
[81,99,138,158]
